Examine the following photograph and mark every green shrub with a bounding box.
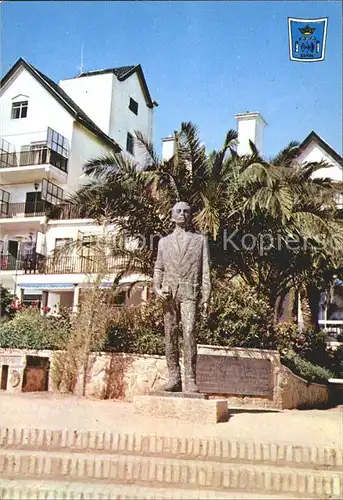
[273,321,299,354]
[0,307,70,349]
[197,276,276,349]
[105,299,165,356]
[282,352,334,383]
[133,329,165,356]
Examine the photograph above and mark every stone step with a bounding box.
[1,427,342,471]
[0,449,341,499]
[0,479,299,500]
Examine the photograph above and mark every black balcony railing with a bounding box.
[0,147,68,173]
[41,256,128,274]
[0,254,129,274]
[0,202,93,221]
[0,202,50,219]
[0,152,17,169]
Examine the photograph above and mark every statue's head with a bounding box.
[171,201,191,228]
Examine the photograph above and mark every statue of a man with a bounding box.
[153,201,211,393]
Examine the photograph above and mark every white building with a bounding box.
[0,58,157,309]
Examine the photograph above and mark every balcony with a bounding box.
[0,255,128,275]
[19,148,68,172]
[0,128,69,184]
[0,202,50,220]
[42,255,128,274]
[0,148,68,185]
[49,203,89,220]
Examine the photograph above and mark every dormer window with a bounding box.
[11,101,28,119]
[129,98,138,116]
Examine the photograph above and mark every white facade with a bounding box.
[67,122,113,191]
[59,67,155,163]
[59,73,114,138]
[0,59,155,307]
[0,67,74,151]
[296,140,343,182]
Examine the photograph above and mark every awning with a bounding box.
[20,282,115,291]
[20,283,76,290]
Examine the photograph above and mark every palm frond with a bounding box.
[272,141,300,167]
[134,130,161,166]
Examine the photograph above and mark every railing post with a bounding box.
[41,290,49,315]
[72,284,80,313]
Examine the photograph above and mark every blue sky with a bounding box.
[1,1,342,157]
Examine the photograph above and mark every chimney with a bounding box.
[234,112,268,156]
[162,134,176,161]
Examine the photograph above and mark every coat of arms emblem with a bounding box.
[288,17,328,62]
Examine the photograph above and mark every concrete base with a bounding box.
[153,391,209,399]
[133,394,228,424]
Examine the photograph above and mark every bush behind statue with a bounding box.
[106,298,165,356]
[197,277,276,349]
[105,277,339,384]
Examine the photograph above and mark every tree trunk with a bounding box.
[300,290,314,331]
[306,284,321,331]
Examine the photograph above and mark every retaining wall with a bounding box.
[0,347,329,409]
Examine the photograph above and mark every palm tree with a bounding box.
[222,140,343,325]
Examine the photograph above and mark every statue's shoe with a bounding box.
[184,380,199,393]
[163,379,182,392]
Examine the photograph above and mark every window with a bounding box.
[126,132,134,155]
[11,101,28,119]
[22,295,42,308]
[0,189,10,216]
[20,143,48,166]
[81,235,96,257]
[55,238,73,249]
[114,291,126,306]
[129,98,138,116]
[41,179,64,206]
[47,128,69,158]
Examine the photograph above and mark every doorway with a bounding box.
[25,191,43,215]
[22,356,50,392]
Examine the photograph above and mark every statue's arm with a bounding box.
[153,239,164,294]
[201,236,211,305]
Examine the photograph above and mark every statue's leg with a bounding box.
[180,300,198,393]
[163,298,182,392]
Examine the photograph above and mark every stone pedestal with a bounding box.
[133,393,228,424]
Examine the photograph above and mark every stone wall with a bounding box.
[71,352,169,400]
[278,365,329,409]
[0,347,329,409]
[0,350,29,393]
